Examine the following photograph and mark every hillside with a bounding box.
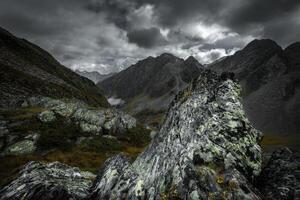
[0,27,109,108]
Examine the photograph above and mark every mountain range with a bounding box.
[98,53,203,126]
[210,39,300,135]
[75,70,116,84]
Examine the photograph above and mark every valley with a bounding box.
[0,26,299,199]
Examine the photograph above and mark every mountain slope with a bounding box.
[98,53,203,126]
[210,39,300,135]
[75,70,116,84]
[0,27,109,108]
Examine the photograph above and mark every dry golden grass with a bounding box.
[261,134,300,149]
[1,107,44,121]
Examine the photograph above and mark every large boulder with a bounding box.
[0,161,96,200]
[89,70,263,199]
[4,139,36,155]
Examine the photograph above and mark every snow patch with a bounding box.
[108,97,125,106]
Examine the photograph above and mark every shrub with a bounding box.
[125,124,151,147]
[37,117,82,151]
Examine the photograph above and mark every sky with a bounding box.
[0,0,300,74]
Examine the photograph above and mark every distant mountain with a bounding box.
[0,27,109,108]
[98,53,203,127]
[75,70,116,84]
[210,39,300,135]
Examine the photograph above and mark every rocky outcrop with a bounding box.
[0,161,96,200]
[258,147,300,199]
[0,97,136,156]
[28,97,137,135]
[90,70,262,199]
[209,39,300,135]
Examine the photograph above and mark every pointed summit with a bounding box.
[245,39,282,51]
[184,56,204,69]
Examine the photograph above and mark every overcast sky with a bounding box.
[1,0,300,74]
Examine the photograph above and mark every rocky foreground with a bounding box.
[0,70,299,200]
[0,97,136,157]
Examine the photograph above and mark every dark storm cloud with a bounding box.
[139,0,226,26]
[85,0,136,29]
[226,0,300,30]
[127,27,167,48]
[0,0,299,72]
[223,0,300,45]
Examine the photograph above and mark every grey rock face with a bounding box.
[0,161,96,200]
[258,147,300,200]
[90,70,262,199]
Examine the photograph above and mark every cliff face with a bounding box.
[90,70,262,199]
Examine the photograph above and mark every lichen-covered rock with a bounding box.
[38,110,56,123]
[90,70,263,199]
[258,147,300,200]
[0,161,96,200]
[30,97,137,135]
[4,139,36,155]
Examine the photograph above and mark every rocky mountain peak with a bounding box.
[185,56,204,69]
[156,53,180,63]
[244,39,282,51]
